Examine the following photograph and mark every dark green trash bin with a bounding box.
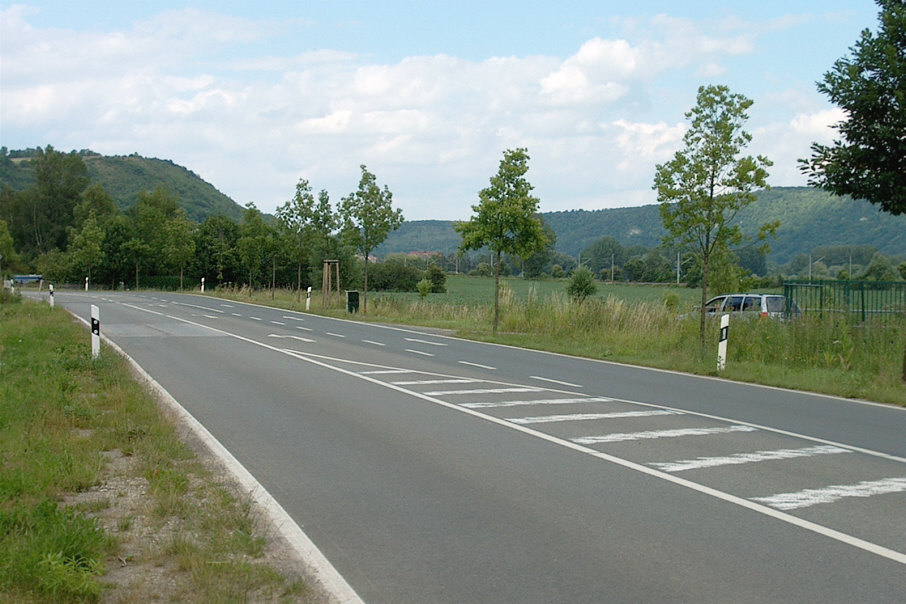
[346,290,359,313]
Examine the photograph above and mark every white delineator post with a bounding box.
[49,284,55,308]
[717,313,729,371]
[85,276,89,291]
[201,277,205,293]
[306,286,312,311]
[91,304,100,359]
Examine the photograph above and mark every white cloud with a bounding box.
[0,7,833,219]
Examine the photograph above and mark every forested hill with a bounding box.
[378,187,906,265]
[0,150,243,222]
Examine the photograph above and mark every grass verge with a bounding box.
[0,295,316,602]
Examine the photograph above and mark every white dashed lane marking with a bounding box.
[362,340,385,346]
[425,387,542,396]
[404,338,447,346]
[392,379,480,386]
[650,445,851,473]
[511,410,681,425]
[752,477,906,511]
[458,361,496,370]
[530,375,583,388]
[462,397,611,409]
[573,425,758,445]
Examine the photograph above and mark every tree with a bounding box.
[455,148,548,334]
[799,1,906,379]
[68,211,105,286]
[800,0,906,215]
[0,219,21,278]
[163,208,195,290]
[567,265,597,302]
[654,85,774,346]
[194,215,240,286]
[237,203,269,293]
[277,179,317,300]
[339,165,403,313]
[522,217,556,278]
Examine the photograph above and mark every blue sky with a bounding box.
[0,1,882,220]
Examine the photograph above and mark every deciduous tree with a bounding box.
[455,148,548,333]
[339,166,403,313]
[800,0,906,215]
[277,179,317,300]
[654,85,774,346]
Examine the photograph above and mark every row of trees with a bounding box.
[1,151,408,312]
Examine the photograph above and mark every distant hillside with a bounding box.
[379,187,906,265]
[0,149,244,222]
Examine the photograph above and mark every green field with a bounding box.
[371,274,702,309]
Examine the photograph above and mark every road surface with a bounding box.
[33,289,906,602]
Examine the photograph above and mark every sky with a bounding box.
[0,1,883,220]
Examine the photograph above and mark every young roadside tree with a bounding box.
[455,148,548,334]
[339,166,403,314]
[277,179,317,301]
[654,85,774,347]
[799,0,906,378]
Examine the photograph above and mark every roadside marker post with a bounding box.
[90,304,100,360]
[306,286,312,311]
[201,277,205,293]
[49,284,54,308]
[717,313,729,371]
[85,276,89,291]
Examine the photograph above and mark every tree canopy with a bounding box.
[800,0,906,215]
[340,165,403,313]
[455,147,548,333]
[654,85,774,346]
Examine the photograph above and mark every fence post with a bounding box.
[717,314,729,372]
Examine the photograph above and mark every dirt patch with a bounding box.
[64,444,333,603]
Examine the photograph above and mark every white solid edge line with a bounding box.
[67,310,363,604]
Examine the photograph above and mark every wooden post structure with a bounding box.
[322,260,340,308]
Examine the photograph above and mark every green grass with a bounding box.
[0,297,311,602]
[209,275,906,406]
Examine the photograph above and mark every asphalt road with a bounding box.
[34,289,906,602]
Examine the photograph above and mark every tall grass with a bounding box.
[206,276,906,405]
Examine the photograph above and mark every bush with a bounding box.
[424,264,447,293]
[470,262,493,277]
[567,266,597,302]
[368,258,422,291]
[417,278,432,299]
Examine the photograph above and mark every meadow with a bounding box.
[216,274,906,407]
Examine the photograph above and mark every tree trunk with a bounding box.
[493,250,501,335]
[699,255,709,349]
[363,255,369,314]
[902,340,906,382]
